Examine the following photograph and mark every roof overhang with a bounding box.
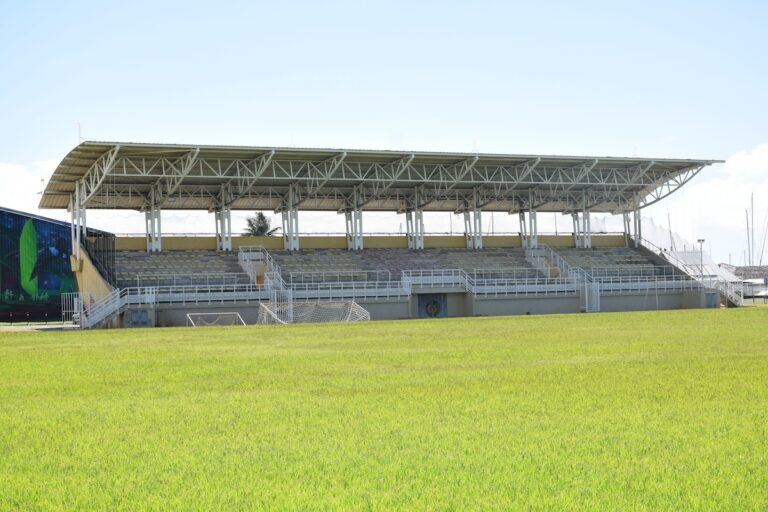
[40,141,722,214]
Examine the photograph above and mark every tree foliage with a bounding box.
[244,212,279,236]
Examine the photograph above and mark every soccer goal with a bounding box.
[186,312,246,327]
[257,301,370,324]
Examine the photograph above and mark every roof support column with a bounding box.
[622,213,631,247]
[70,185,87,262]
[406,209,424,250]
[464,190,483,250]
[215,206,232,251]
[633,209,642,242]
[583,208,592,249]
[68,196,76,259]
[345,209,363,251]
[145,186,162,252]
[281,183,300,251]
[528,210,538,249]
[572,213,582,248]
[518,212,528,249]
[215,183,233,251]
[406,188,425,250]
[345,186,364,251]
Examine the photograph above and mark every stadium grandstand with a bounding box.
[31,141,743,328]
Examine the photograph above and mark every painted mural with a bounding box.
[0,208,76,321]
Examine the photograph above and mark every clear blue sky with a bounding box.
[1,1,767,262]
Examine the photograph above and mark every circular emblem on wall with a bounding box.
[425,299,441,318]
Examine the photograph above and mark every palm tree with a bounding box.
[244,212,280,236]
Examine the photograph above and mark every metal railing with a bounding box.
[291,280,410,301]
[288,270,392,284]
[589,265,678,280]
[81,282,272,328]
[401,269,471,289]
[130,272,252,288]
[597,275,703,294]
[472,276,578,297]
[634,236,743,306]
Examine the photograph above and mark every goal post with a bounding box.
[186,312,246,327]
[257,301,370,325]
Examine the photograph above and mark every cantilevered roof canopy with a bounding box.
[40,141,721,214]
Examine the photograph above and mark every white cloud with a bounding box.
[645,143,768,263]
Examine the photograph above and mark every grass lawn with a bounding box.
[1,308,767,510]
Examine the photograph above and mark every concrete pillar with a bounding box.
[215,206,232,251]
[519,212,527,249]
[528,210,538,249]
[345,207,363,250]
[583,208,591,249]
[282,184,300,251]
[406,209,425,250]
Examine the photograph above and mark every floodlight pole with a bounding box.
[697,238,705,277]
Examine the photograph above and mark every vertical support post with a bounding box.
[463,189,483,250]
[345,209,364,250]
[73,182,88,261]
[463,210,472,249]
[519,212,527,249]
[633,210,642,242]
[472,205,483,250]
[344,186,363,251]
[406,210,415,249]
[282,183,300,251]
[572,213,581,248]
[528,210,538,249]
[215,184,233,251]
[145,186,162,252]
[583,208,591,249]
[406,188,425,250]
[215,207,232,251]
[68,195,76,261]
[463,209,483,249]
[622,212,631,247]
[414,208,424,250]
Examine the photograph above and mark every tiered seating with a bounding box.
[556,248,669,278]
[271,248,542,283]
[114,250,250,288]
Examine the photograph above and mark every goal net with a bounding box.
[257,301,370,325]
[186,312,246,327]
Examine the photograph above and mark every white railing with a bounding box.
[130,272,252,288]
[472,276,578,297]
[634,237,743,306]
[289,270,392,284]
[527,245,575,279]
[291,280,410,301]
[238,246,293,304]
[81,282,272,328]
[470,268,542,281]
[81,288,129,328]
[401,269,471,290]
[597,275,703,294]
[589,265,675,279]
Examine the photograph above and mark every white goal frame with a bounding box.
[257,301,370,325]
[186,311,246,327]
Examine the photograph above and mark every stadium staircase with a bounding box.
[632,238,743,307]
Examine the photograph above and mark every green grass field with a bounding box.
[1,308,767,510]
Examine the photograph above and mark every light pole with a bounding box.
[697,238,705,277]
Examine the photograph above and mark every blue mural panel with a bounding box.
[0,208,76,321]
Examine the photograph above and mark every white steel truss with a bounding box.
[42,143,719,217]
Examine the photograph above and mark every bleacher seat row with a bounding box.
[113,247,679,288]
